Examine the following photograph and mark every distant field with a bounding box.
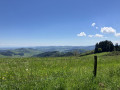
[0,52,120,89]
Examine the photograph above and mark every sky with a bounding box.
[0,0,120,47]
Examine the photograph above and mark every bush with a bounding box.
[98,48,102,53]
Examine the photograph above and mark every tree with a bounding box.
[115,43,119,51]
[95,43,99,53]
[94,40,114,53]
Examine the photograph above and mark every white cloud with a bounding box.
[91,23,96,27]
[95,34,103,38]
[88,35,94,37]
[96,27,98,29]
[101,27,120,37]
[101,27,116,34]
[88,34,103,38]
[115,33,120,37]
[77,32,86,37]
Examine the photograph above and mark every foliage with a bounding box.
[95,43,99,53]
[95,40,114,53]
[114,43,120,51]
[98,48,102,53]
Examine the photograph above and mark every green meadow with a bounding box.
[0,52,120,90]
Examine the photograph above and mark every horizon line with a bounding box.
[0,45,95,48]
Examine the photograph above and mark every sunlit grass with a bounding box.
[0,53,120,89]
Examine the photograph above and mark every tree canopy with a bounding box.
[95,40,114,53]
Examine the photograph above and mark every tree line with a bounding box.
[95,40,120,53]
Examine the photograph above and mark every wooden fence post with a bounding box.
[94,56,97,77]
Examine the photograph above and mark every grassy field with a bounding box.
[0,52,120,89]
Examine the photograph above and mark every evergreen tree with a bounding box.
[95,43,99,53]
[115,43,119,51]
[94,40,114,53]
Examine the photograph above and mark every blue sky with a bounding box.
[0,0,120,47]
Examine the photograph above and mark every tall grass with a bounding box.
[0,53,120,89]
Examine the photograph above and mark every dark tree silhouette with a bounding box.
[94,40,114,53]
[95,43,99,53]
[115,43,119,51]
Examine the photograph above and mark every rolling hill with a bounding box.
[0,46,95,58]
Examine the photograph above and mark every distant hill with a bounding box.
[33,46,95,52]
[33,51,75,57]
[0,48,41,58]
[32,46,95,57]
[0,46,95,58]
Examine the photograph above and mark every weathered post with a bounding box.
[94,56,97,77]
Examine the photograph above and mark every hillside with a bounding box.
[33,51,75,57]
[0,48,41,58]
[0,52,120,89]
[34,46,95,51]
[0,46,94,58]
